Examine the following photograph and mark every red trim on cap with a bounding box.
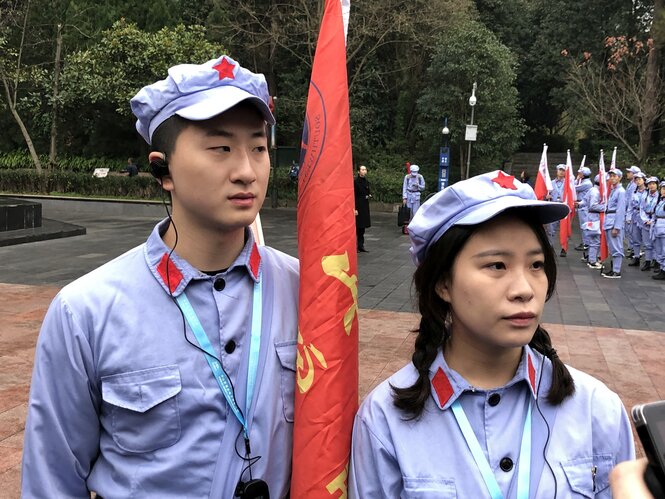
[432,367,454,407]
[157,253,183,294]
[492,171,517,190]
[213,58,236,80]
[249,243,261,280]
[527,353,536,393]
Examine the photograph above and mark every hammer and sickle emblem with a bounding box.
[326,463,349,498]
[296,331,328,393]
[321,252,358,335]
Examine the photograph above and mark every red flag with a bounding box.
[559,150,576,252]
[598,150,609,261]
[293,0,358,497]
[534,144,552,200]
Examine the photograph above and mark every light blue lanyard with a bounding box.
[451,398,532,499]
[176,273,262,439]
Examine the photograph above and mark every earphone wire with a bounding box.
[160,190,260,480]
[534,345,557,498]
[162,189,251,458]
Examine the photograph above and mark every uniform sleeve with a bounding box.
[418,175,425,191]
[349,414,403,499]
[589,192,605,213]
[22,295,101,498]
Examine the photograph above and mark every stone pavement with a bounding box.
[0,200,664,497]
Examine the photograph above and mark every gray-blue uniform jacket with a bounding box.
[350,347,634,498]
[22,220,299,498]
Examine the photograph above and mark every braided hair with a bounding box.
[392,209,575,419]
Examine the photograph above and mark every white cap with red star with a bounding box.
[130,55,275,144]
[408,170,569,265]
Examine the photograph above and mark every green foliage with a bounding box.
[62,20,226,116]
[0,151,127,172]
[0,169,162,198]
[416,19,525,176]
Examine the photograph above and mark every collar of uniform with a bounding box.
[428,346,540,410]
[144,219,262,296]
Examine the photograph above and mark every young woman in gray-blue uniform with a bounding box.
[638,177,661,271]
[574,166,593,253]
[601,168,627,279]
[652,181,665,280]
[626,172,647,267]
[349,171,634,498]
[22,56,299,499]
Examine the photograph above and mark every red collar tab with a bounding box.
[157,253,184,294]
[432,367,454,407]
[527,352,537,396]
[249,243,261,281]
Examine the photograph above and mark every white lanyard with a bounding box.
[176,272,262,439]
[451,398,532,499]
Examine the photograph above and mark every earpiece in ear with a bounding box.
[150,154,169,179]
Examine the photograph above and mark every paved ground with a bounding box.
[1,201,664,497]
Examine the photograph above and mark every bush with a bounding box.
[0,169,162,198]
[0,151,130,173]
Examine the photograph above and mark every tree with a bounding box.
[0,0,44,171]
[565,33,665,163]
[56,21,225,156]
[416,19,524,179]
[480,0,635,147]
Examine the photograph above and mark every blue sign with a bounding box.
[439,146,450,191]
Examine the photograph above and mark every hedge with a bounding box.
[0,151,132,173]
[0,165,437,204]
[0,169,163,199]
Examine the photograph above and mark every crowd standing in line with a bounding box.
[563,163,665,280]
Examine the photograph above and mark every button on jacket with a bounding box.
[22,220,299,498]
[349,347,635,498]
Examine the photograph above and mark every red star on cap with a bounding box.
[213,58,235,80]
[492,171,517,190]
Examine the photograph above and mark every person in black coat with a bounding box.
[354,165,372,252]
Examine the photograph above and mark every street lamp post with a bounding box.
[465,82,477,179]
[438,117,450,191]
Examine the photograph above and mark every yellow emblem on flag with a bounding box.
[326,462,349,498]
[296,331,328,393]
[321,252,358,335]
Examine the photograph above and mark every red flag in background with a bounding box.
[293,0,358,497]
[598,150,609,261]
[559,149,576,252]
[534,143,552,200]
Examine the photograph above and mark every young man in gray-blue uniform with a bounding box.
[601,168,627,278]
[623,165,641,257]
[626,172,647,267]
[546,164,566,255]
[574,166,593,255]
[22,56,299,498]
[402,164,425,231]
